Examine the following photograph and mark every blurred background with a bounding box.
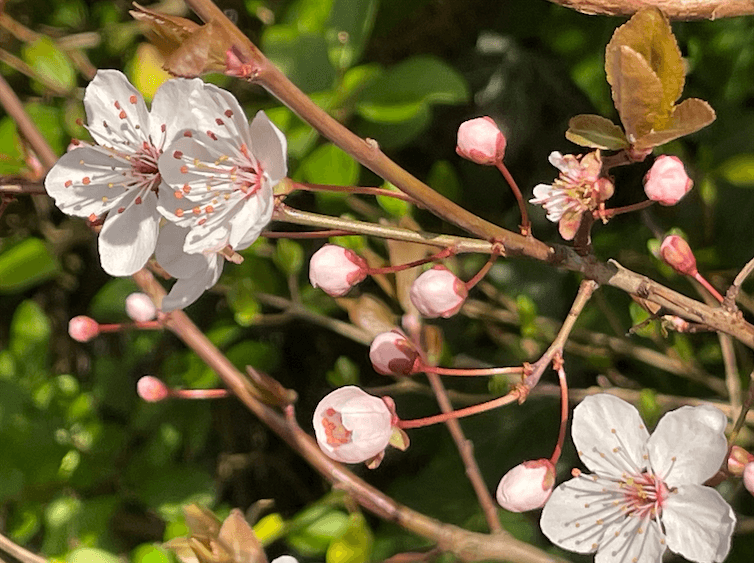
[1,0,754,561]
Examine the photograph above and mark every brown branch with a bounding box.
[545,0,754,20]
[0,532,46,563]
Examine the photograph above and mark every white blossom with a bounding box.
[45,70,202,275]
[540,394,735,563]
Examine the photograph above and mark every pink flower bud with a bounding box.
[496,459,556,512]
[744,462,754,496]
[456,117,507,165]
[137,375,170,402]
[729,446,754,477]
[313,386,393,464]
[409,266,468,318]
[68,316,100,342]
[309,244,368,297]
[369,330,419,376]
[644,155,693,205]
[125,292,157,322]
[660,235,698,276]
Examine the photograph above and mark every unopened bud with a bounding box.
[728,446,754,477]
[644,155,693,206]
[137,376,170,402]
[309,244,368,297]
[125,292,157,322]
[68,316,100,342]
[660,235,697,276]
[456,117,507,165]
[369,330,419,376]
[313,386,393,464]
[496,459,556,512]
[271,558,298,563]
[745,462,754,496]
[409,266,468,318]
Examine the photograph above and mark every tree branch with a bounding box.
[545,0,754,20]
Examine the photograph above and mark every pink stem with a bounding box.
[366,247,455,275]
[693,272,725,303]
[97,320,164,333]
[170,388,231,399]
[464,252,499,291]
[549,359,569,465]
[417,362,523,377]
[598,199,654,219]
[397,390,520,429]
[495,161,531,236]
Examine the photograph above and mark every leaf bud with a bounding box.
[369,330,419,376]
[644,155,693,205]
[309,244,368,297]
[660,235,698,276]
[456,117,507,165]
[496,459,556,512]
[68,315,100,342]
[409,265,468,318]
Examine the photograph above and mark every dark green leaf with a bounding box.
[262,26,336,92]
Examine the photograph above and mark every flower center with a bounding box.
[620,471,668,519]
[321,408,352,447]
[234,143,262,196]
[132,141,162,192]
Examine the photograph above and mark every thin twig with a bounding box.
[724,254,754,312]
[0,532,47,563]
[729,370,754,446]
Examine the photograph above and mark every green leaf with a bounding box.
[22,36,76,95]
[327,0,378,69]
[131,544,172,563]
[565,114,628,149]
[355,55,468,123]
[0,238,59,293]
[326,513,372,563]
[89,278,140,321]
[0,118,24,175]
[9,300,51,362]
[134,466,216,521]
[634,98,716,149]
[301,143,360,185]
[356,105,432,149]
[66,548,121,563]
[326,356,360,387]
[718,153,754,187]
[605,7,684,115]
[427,160,462,201]
[376,183,412,218]
[281,0,334,32]
[262,26,336,92]
[26,102,67,156]
[274,238,305,276]
[287,510,350,557]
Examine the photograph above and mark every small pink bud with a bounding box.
[309,244,368,297]
[660,235,698,276]
[744,462,754,496]
[496,459,556,512]
[643,155,693,205]
[728,446,754,477]
[125,292,157,322]
[456,117,506,165]
[137,376,170,402]
[313,386,393,464]
[369,330,419,376]
[409,266,468,318]
[68,316,100,342]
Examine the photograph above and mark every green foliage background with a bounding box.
[2,0,754,561]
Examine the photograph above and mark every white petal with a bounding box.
[594,518,665,563]
[663,485,735,563]
[98,191,159,276]
[541,475,619,554]
[84,70,150,152]
[161,258,223,311]
[572,394,650,477]
[228,183,274,250]
[190,82,251,143]
[249,111,287,186]
[548,151,566,170]
[155,224,211,278]
[149,78,205,147]
[44,146,132,218]
[530,183,554,203]
[647,404,728,487]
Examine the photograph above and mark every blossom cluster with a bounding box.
[45,70,287,310]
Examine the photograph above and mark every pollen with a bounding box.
[192,206,201,215]
[175,208,184,217]
[117,206,126,213]
[88,213,97,221]
[180,165,189,174]
[174,191,183,199]
[207,131,218,141]
[114,101,121,109]
[102,196,108,202]
[135,196,142,204]
[173,150,183,159]
[182,184,191,194]
[215,118,224,126]
[82,177,91,185]
[64,180,73,187]
[224,109,233,117]
[197,218,207,225]
[119,110,127,119]
[129,95,137,104]
[205,205,214,213]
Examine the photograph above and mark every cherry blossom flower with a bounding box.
[409,266,468,318]
[45,70,202,276]
[644,155,693,206]
[541,394,735,563]
[456,117,506,165]
[157,83,287,256]
[154,223,224,311]
[313,386,393,464]
[529,151,614,240]
[309,244,368,297]
[496,459,555,513]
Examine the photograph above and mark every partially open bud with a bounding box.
[409,266,468,318]
[745,462,754,496]
[68,316,100,342]
[369,330,420,376]
[313,386,393,464]
[456,117,506,165]
[126,293,158,322]
[660,235,698,276]
[309,244,368,297]
[729,446,754,477]
[644,155,693,205]
[496,459,556,512]
[137,375,170,402]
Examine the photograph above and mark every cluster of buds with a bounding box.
[68,293,161,342]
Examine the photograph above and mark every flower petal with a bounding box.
[190,82,251,143]
[663,484,735,563]
[594,518,665,563]
[155,223,212,278]
[571,394,650,477]
[249,111,287,186]
[84,69,150,152]
[161,258,223,312]
[44,146,132,218]
[228,183,274,250]
[149,77,205,147]
[98,191,159,276]
[647,404,728,486]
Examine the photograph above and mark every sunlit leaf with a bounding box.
[718,153,754,187]
[22,37,76,95]
[326,513,372,563]
[127,43,172,101]
[565,114,628,149]
[0,238,59,293]
[634,98,716,149]
[327,0,378,69]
